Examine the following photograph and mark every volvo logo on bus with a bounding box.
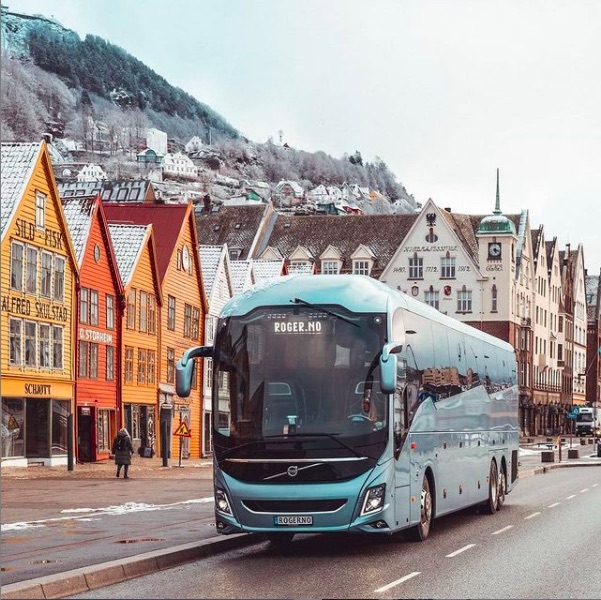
[287,466,299,477]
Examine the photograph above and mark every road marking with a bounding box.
[491,525,513,535]
[446,544,476,557]
[592,483,598,488]
[547,502,560,508]
[375,572,421,593]
[580,489,589,493]
[524,512,540,520]
[566,494,576,500]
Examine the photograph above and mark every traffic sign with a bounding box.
[173,421,191,438]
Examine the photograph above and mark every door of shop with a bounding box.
[77,408,93,462]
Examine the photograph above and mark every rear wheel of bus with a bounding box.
[482,459,499,514]
[497,464,506,510]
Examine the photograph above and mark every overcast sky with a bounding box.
[9,0,601,276]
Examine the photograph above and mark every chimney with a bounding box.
[203,194,212,213]
[444,207,452,213]
[41,132,53,144]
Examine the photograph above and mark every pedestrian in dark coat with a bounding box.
[112,428,134,478]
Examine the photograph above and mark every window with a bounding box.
[491,285,498,312]
[90,290,99,326]
[184,304,192,338]
[89,343,98,378]
[192,307,200,340]
[26,247,38,293]
[52,326,63,369]
[106,346,115,380]
[39,324,51,368]
[80,288,89,324]
[96,410,111,452]
[124,346,134,383]
[127,289,136,329]
[10,242,24,291]
[206,358,213,390]
[321,260,340,275]
[148,295,156,334]
[353,260,370,276]
[24,321,37,367]
[147,350,156,384]
[424,289,440,310]
[9,319,22,365]
[409,254,423,279]
[35,191,46,229]
[167,348,175,383]
[53,256,65,301]
[106,294,115,330]
[168,295,176,330]
[41,252,52,297]
[441,255,456,279]
[457,287,473,313]
[78,341,89,377]
[139,291,148,332]
[137,348,147,384]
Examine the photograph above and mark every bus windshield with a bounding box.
[211,303,388,462]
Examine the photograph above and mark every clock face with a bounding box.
[489,243,502,258]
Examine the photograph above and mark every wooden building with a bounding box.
[1,141,79,468]
[107,223,162,456]
[104,203,207,460]
[61,195,124,462]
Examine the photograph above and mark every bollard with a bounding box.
[541,451,555,463]
[567,449,579,459]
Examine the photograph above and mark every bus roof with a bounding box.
[221,274,514,353]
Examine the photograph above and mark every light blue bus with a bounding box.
[176,275,519,543]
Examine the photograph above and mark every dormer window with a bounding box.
[229,248,242,260]
[352,260,371,276]
[321,260,341,275]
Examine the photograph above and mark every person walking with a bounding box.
[112,427,134,478]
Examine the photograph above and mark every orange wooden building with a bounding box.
[107,223,162,456]
[1,141,79,468]
[61,196,124,462]
[103,202,207,460]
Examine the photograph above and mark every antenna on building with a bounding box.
[494,167,501,215]
[278,130,283,146]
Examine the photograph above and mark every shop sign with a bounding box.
[1,295,69,322]
[24,383,52,396]
[79,328,113,343]
[14,218,65,249]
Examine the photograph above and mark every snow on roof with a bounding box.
[199,244,224,297]
[107,223,149,285]
[61,196,95,266]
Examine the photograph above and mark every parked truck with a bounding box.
[575,406,600,437]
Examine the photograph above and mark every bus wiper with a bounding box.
[265,432,369,459]
[292,298,359,327]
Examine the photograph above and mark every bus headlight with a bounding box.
[215,488,232,515]
[361,483,386,516]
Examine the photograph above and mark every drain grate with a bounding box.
[117,538,164,544]
[29,559,57,565]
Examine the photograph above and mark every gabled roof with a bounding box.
[251,258,286,282]
[1,142,42,240]
[229,260,254,296]
[262,214,417,277]
[107,223,151,287]
[61,196,96,265]
[195,203,274,260]
[199,244,227,298]
[103,203,190,282]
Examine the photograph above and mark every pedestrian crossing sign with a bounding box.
[173,421,191,437]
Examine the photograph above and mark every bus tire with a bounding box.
[482,460,499,514]
[497,466,506,510]
[406,475,433,542]
[266,532,295,546]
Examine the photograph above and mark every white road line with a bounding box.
[580,489,589,493]
[446,543,476,557]
[375,572,421,593]
[491,525,513,535]
[592,483,599,488]
[547,502,560,508]
[524,512,540,520]
[566,494,576,500]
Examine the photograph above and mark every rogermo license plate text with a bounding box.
[274,515,313,526]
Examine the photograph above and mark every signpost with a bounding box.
[173,421,191,467]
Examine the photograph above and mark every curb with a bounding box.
[1,533,262,600]
[518,460,601,479]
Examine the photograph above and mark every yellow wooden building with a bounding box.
[107,223,162,456]
[1,141,79,468]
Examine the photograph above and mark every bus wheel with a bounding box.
[406,475,433,542]
[497,467,506,510]
[482,460,499,514]
[266,532,295,546]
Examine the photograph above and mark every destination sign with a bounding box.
[269,314,332,335]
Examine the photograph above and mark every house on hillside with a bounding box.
[162,152,198,180]
[273,180,304,208]
[146,128,168,155]
[77,164,106,182]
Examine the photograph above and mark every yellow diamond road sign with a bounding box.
[173,421,191,437]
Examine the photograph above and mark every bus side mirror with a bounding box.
[380,342,401,394]
[175,346,213,398]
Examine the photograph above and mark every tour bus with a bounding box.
[176,274,519,543]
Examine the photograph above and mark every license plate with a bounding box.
[274,515,313,526]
